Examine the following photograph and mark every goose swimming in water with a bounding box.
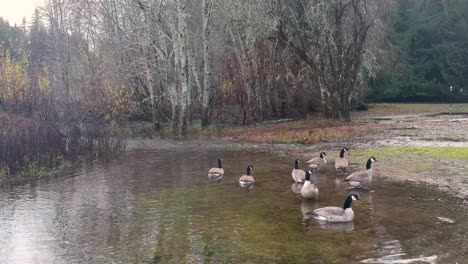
[310,194,360,222]
[208,158,224,180]
[301,169,318,200]
[344,157,377,189]
[307,152,327,171]
[335,148,349,173]
[292,159,306,183]
[239,165,255,188]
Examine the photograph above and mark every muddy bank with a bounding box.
[219,113,468,145]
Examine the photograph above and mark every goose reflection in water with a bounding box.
[316,221,355,233]
[291,182,304,194]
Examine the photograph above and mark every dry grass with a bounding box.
[218,103,468,144]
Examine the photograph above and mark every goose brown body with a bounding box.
[292,159,306,183]
[311,194,359,222]
[239,165,255,187]
[301,170,318,200]
[344,157,376,188]
[307,152,327,171]
[335,148,349,172]
[208,159,224,180]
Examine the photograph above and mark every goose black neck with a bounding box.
[305,171,311,181]
[343,195,354,209]
[340,149,345,158]
[295,160,299,169]
[246,167,251,176]
[218,159,222,168]
[320,153,324,159]
[366,159,372,170]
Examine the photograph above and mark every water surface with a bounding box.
[0,142,467,263]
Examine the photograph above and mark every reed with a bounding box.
[0,113,125,181]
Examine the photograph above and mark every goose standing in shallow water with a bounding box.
[208,158,224,180]
[335,148,349,173]
[301,169,319,200]
[344,157,377,189]
[307,152,327,171]
[239,165,255,188]
[310,194,359,222]
[292,159,306,183]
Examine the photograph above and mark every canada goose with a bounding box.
[292,159,306,183]
[301,169,319,200]
[310,194,360,222]
[307,152,327,171]
[208,158,224,180]
[335,148,349,172]
[344,157,377,189]
[239,165,255,188]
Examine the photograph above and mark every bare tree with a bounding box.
[276,0,385,121]
[200,0,213,127]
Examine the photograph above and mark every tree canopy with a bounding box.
[369,0,468,102]
[1,0,467,133]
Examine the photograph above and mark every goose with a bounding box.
[344,157,377,189]
[310,194,359,222]
[239,165,255,188]
[301,169,319,200]
[307,152,327,171]
[208,158,224,180]
[292,159,306,183]
[335,148,349,172]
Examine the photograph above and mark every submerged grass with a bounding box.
[132,183,378,263]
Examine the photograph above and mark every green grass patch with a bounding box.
[355,147,468,161]
[188,122,224,139]
[452,104,468,111]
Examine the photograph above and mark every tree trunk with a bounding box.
[201,0,213,127]
[177,0,190,137]
[170,84,180,134]
[146,63,160,131]
[327,92,352,122]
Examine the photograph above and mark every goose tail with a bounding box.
[311,212,327,221]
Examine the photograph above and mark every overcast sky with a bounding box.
[0,0,43,26]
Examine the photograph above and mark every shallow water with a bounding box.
[0,142,467,263]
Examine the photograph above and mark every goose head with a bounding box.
[343,194,360,209]
[294,159,301,169]
[305,169,314,182]
[366,157,377,170]
[320,152,327,159]
[246,165,254,175]
[340,148,349,158]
